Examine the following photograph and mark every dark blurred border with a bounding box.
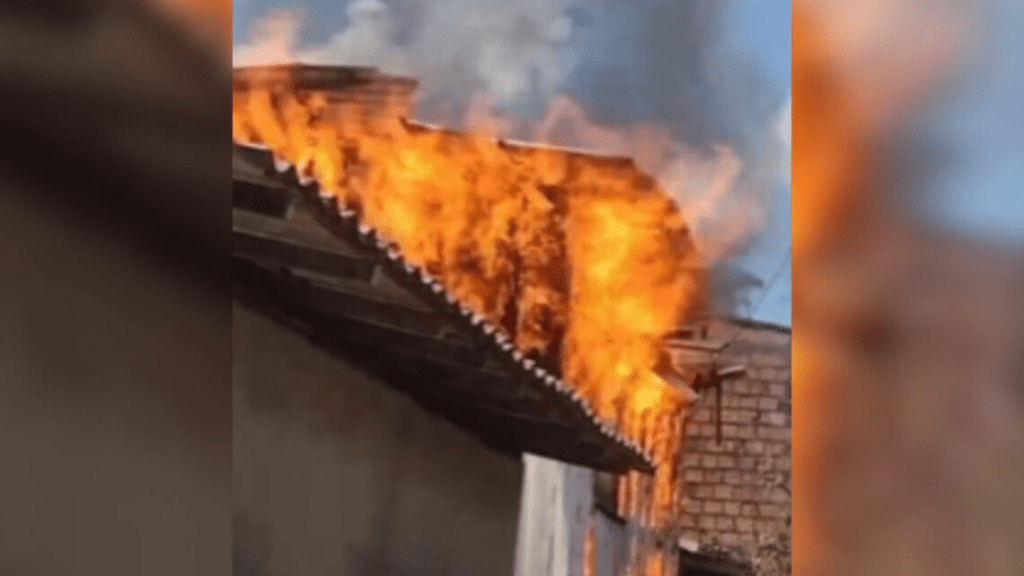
[0,2,232,575]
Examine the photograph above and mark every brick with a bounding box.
[716,517,735,531]
[699,516,717,530]
[683,530,700,542]
[721,440,738,452]
[769,383,789,398]
[682,453,700,467]
[704,501,724,514]
[742,472,761,485]
[749,353,772,367]
[745,441,765,455]
[737,457,756,470]
[679,513,696,527]
[741,504,757,517]
[716,455,736,468]
[757,426,789,441]
[758,397,779,411]
[713,485,733,500]
[736,518,754,532]
[686,422,702,436]
[690,408,711,423]
[739,534,756,547]
[746,381,768,395]
[684,470,703,483]
[705,470,724,484]
[721,409,741,424]
[724,502,741,515]
[722,395,739,408]
[684,499,702,514]
[724,471,741,485]
[759,504,780,517]
[705,440,726,453]
[728,380,751,395]
[689,485,713,499]
[770,488,790,503]
[776,456,792,471]
[722,533,739,546]
[737,426,756,439]
[700,424,717,436]
[767,442,789,456]
[720,425,738,439]
[701,455,716,468]
[737,407,761,422]
[755,520,775,534]
[734,488,754,502]
[739,396,759,409]
[760,412,788,427]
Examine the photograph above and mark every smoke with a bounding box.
[778,95,792,185]
[233,0,576,117]
[233,0,789,273]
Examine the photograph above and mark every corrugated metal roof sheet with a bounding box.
[232,141,654,474]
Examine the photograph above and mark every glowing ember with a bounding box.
[232,69,705,542]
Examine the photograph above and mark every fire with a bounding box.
[584,519,596,576]
[233,73,704,544]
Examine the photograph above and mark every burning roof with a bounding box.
[233,141,653,473]
[232,63,713,526]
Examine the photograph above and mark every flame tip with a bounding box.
[272,158,292,173]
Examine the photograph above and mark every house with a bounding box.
[231,63,792,576]
[232,142,652,576]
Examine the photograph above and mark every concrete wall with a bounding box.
[233,303,524,576]
[677,321,792,550]
[0,184,233,576]
[593,511,628,576]
[513,455,594,576]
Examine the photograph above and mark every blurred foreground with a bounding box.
[0,1,231,575]
[794,1,1024,575]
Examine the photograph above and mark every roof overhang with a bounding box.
[231,142,654,474]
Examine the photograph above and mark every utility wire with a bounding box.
[748,245,792,320]
[723,246,791,349]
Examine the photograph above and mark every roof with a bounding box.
[232,64,418,91]
[676,548,753,576]
[232,141,654,474]
[720,316,791,334]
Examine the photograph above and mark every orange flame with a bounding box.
[233,74,708,553]
[584,518,596,576]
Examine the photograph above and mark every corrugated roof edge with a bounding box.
[402,119,637,165]
[232,140,655,473]
[722,316,791,334]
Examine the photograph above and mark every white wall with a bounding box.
[233,303,524,576]
[514,455,594,576]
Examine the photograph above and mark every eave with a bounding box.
[232,141,654,474]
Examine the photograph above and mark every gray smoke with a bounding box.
[233,0,789,284]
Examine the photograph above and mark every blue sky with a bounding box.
[233,0,793,326]
[723,0,791,327]
[925,0,1024,248]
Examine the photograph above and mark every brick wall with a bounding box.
[677,319,792,551]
